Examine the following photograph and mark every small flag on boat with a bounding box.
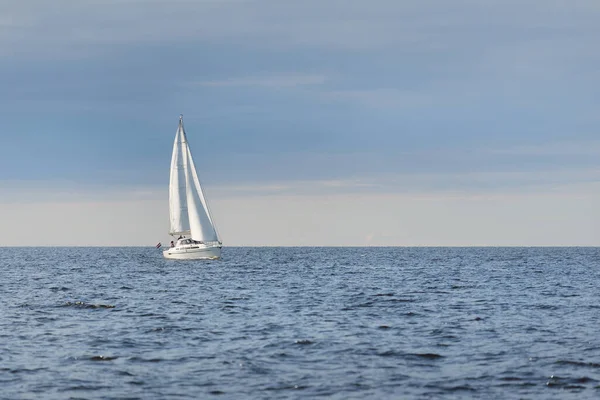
[156,242,162,249]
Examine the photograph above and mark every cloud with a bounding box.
[1,0,599,247]
[5,162,598,207]
[193,74,327,88]
[210,179,379,197]
[200,164,600,198]
[3,0,598,56]
[1,180,598,246]
[491,140,600,157]
[3,0,599,118]
[1,0,599,195]
[320,88,436,109]
[0,14,25,27]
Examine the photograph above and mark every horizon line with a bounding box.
[0,245,597,248]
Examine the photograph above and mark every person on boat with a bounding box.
[170,241,175,247]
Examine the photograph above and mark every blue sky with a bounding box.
[0,0,598,245]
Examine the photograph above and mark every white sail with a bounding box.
[168,116,220,242]
[168,121,189,235]
[186,150,220,242]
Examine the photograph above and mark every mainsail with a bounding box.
[168,115,220,242]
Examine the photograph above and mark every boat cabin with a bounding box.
[176,238,204,247]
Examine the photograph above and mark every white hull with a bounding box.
[163,244,221,260]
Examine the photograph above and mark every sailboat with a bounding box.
[163,115,222,260]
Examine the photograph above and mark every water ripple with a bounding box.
[1,246,599,399]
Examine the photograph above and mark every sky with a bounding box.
[0,0,598,246]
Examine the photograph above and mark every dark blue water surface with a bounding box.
[1,247,600,399]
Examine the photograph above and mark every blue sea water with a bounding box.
[1,247,599,399]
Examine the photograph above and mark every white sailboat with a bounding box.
[163,115,222,260]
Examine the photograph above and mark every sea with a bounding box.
[1,246,599,399]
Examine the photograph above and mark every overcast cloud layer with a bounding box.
[0,1,598,245]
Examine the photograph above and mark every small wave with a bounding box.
[49,286,70,292]
[129,356,163,363]
[148,326,193,333]
[63,301,115,309]
[265,384,306,391]
[499,376,522,381]
[59,385,113,392]
[555,360,600,369]
[409,353,444,359]
[357,301,375,308]
[6,367,48,374]
[546,374,596,389]
[90,355,118,361]
[377,351,444,359]
[384,298,416,303]
[497,382,537,388]
[377,350,402,357]
[342,301,375,310]
[534,304,560,310]
[439,384,476,392]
